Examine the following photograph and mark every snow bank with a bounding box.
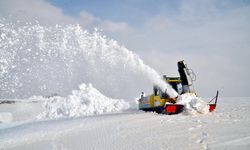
[177,93,209,115]
[37,83,130,119]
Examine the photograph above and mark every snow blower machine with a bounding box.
[138,60,219,114]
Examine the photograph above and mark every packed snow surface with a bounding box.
[177,93,209,114]
[37,83,130,119]
[0,112,12,123]
[0,97,250,150]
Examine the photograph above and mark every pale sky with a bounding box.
[0,0,250,97]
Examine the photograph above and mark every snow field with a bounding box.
[0,97,250,150]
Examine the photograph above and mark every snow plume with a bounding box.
[0,19,177,100]
[177,93,209,115]
[37,83,130,119]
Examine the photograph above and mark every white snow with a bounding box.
[0,112,13,123]
[0,21,177,99]
[37,83,130,119]
[1,20,249,150]
[0,97,250,150]
[177,93,210,115]
[0,100,44,122]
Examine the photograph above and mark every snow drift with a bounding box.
[37,83,130,119]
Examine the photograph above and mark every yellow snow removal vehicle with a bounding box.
[138,60,219,114]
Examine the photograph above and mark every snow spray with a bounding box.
[0,20,177,99]
[1,19,210,118]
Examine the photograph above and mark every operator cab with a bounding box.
[152,76,182,100]
[163,76,183,95]
[153,85,168,99]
